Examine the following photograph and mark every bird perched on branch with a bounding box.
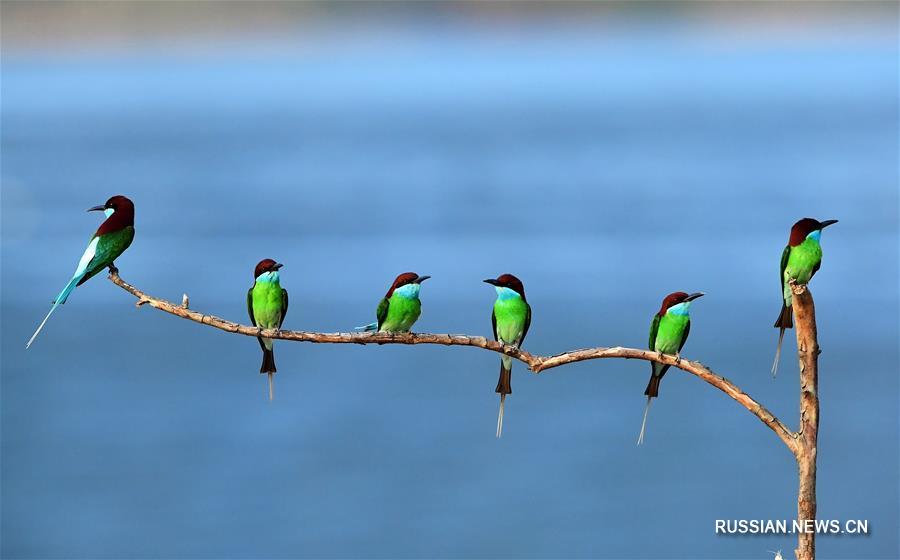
[483,274,531,438]
[357,272,430,333]
[248,259,288,400]
[638,291,704,445]
[27,195,135,349]
[771,217,838,377]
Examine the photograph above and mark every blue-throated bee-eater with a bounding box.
[27,195,135,349]
[638,291,704,445]
[248,259,288,400]
[484,274,531,438]
[771,218,838,377]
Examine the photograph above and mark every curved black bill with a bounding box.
[273,263,284,270]
[483,278,500,286]
[87,205,105,212]
[415,275,431,283]
[685,292,705,301]
[819,219,838,229]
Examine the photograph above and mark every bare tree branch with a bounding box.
[791,282,820,560]
[107,270,799,454]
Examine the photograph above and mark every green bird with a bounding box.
[484,274,531,438]
[27,195,135,349]
[248,259,288,400]
[638,291,704,445]
[357,272,430,333]
[772,218,838,377]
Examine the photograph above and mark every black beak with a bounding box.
[685,292,705,302]
[819,219,838,229]
[415,275,431,283]
[273,263,284,270]
[87,205,105,212]
[483,278,500,286]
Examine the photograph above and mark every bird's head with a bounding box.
[386,272,430,298]
[658,291,704,316]
[253,259,283,281]
[789,218,838,246]
[484,273,526,301]
[88,195,134,219]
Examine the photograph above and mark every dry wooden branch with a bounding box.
[107,270,799,454]
[790,282,820,560]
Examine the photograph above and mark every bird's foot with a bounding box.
[656,351,664,362]
[108,264,119,275]
[674,353,682,365]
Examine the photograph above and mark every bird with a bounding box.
[26,195,135,349]
[771,218,838,377]
[483,274,531,438]
[357,272,430,333]
[638,291,704,445]
[248,259,288,401]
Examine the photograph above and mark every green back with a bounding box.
[77,226,135,285]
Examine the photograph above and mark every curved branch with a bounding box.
[107,270,799,454]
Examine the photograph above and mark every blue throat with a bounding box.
[256,271,281,284]
[393,283,420,299]
[806,230,822,243]
[495,287,521,301]
[667,301,691,316]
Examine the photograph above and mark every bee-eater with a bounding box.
[26,195,135,349]
[483,274,531,438]
[771,218,838,377]
[248,259,288,400]
[638,291,704,445]
[357,272,430,333]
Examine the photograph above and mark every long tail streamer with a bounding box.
[267,372,274,401]
[26,303,61,349]
[637,397,653,446]
[496,394,506,438]
[771,327,785,378]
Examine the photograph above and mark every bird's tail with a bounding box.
[260,349,276,400]
[26,276,81,349]
[496,394,506,439]
[355,322,378,332]
[772,303,792,378]
[637,396,653,446]
[644,373,661,398]
[495,357,512,438]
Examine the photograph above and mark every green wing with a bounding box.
[491,309,498,342]
[375,297,389,330]
[678,320,691,353]
[77,226,135,286]
[280,289,289,328]
[521,302,532,344]
[247,287,266,352]
[649,314,660,350]
[779,245,790,294]
[247,288,256,326]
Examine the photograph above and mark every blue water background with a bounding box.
[2,19,898,559]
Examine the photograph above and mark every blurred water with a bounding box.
[2,24,898,559]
